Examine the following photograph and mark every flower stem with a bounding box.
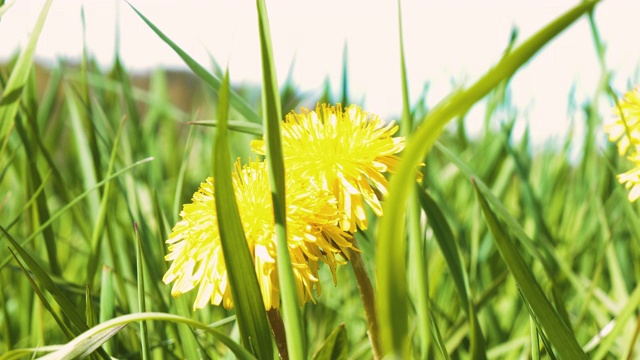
[267,308,289,360]
[349,237,382,359]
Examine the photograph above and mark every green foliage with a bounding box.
[3,0,640,359]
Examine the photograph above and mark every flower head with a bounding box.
[605,87,640,156]
[163,158,353,310]
[617,152,640,202]
[605,87,640,202]
[251,104,406,232]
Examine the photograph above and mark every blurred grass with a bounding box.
[3,0,640,359]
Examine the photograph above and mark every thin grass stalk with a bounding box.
[135,223,150,360]
[397,1,431,357]
[255,0,306,358]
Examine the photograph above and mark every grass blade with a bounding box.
[0,0,52,141]
[188,119,264,136]
[473,179,587,359]
[375,2,599,355]
[38,313,255,360]
[416,188,486,359]
[126,2,261,125]
[255,0,305,358]
[397,1,431,357]
[312,324,348,360]
[213,69,273,358]
[86,116,126,285]
[0,157,154,270]
[135,223,151,360]
[0,1,15,18]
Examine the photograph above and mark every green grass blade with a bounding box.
[255,0,305,358]
[0,1,15,18]
[398,1,432,357]
[86,116,126,285]
[135,223,151,360]
[2,228,111,360]
[188,119,264,136]
[591,284,640,360]
[311,324,348,360]
[1,227,89,333]
[0,157,154,270]
[376,1,601,355]
[172,126,195,223]
[7,248,74,340]
[98,266,115,354]
[473,180,587,359]
[38,313,255,360]
[0,0,52,140]
[13,118,61,275]
[340,43,349,106]
[416,188,487,359]
[213,69,273,358]
[126,2,261,125]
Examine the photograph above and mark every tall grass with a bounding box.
[3,0,640,359]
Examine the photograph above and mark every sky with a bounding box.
[1,0,639,147]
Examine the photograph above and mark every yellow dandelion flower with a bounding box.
[617,153,640,202]
[163,159,354,310]
[605,86,640,156]
[251,104,406,232]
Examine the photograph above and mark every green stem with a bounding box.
[349,237,382,360]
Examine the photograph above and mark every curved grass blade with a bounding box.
[126,2,261,125]
[473,180,587,359]
[256,0,305,358]
[37,312,255,360]
[0,0,52,141]
[213,69,273,358]
[375,2,599,355]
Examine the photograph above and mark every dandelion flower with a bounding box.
[617,152,640,202]
[605,86,640,156]
[251,104,406,232]
[163,159,353,310]
[605,86,640,202]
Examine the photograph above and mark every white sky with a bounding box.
[1,0,639,146]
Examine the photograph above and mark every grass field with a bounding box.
[2,0,640,359]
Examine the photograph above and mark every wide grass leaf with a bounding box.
[213,69,273,358]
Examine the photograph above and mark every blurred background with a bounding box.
[1,0,639,145]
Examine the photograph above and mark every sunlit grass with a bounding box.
[4,0,640,359]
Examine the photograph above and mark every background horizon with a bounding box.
[2,0,639,147]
